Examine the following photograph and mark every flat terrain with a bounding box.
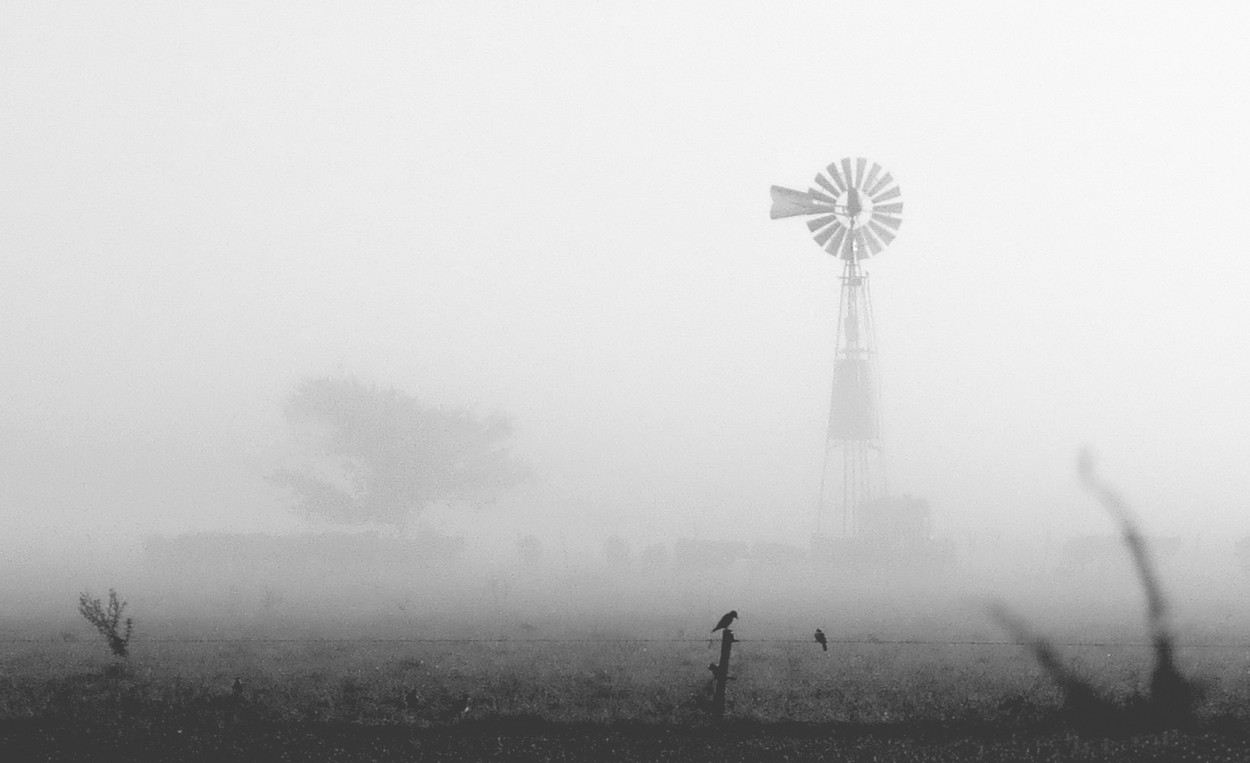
[7,717,1250,762]
[4,548,1249,758]
[5,618,1250,760]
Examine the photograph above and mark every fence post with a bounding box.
[709,628,734,720]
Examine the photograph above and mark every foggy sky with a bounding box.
[3,1,1250,563]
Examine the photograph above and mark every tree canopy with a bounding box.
[270,375,526,528]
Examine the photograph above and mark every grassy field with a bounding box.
[5,614,1250,760]
[5,524,1250,758]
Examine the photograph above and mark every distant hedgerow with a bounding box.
[78,589,134,659]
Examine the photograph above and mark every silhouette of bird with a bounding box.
[814,628,827,652]
[712,610,738,632]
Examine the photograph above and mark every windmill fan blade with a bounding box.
[770,186,821,218]
[842,229,857,259]
[813,219,842,246]
[871,202,903,215]
[869,220,896,244]
[854,157,868,188]
[867,172,894,197]
[824,226,847,256]
[872,186,901,203]
[814,173,840,199]
[824,164,846,193]
[863,163,882,195]
[841,158,855,192]
[871,213,902,230]
[808,186,836,204]
[862,228,884,256]
[806,214,838,233]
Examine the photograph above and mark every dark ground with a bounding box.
[4,718,1250,762]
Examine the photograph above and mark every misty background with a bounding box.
[3,2,1250,625]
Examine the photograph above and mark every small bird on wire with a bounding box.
[712,610,738,632]
[815,628,828,652]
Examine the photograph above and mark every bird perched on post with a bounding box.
[814,628,828,651]
[712,610,738,632]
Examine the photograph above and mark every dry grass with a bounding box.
[4,608,1250,760]
[2,627,1248,728]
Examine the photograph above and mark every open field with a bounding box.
[5,526,1250,758]
[6,611,1250,760]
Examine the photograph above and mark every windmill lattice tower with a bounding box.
[770,158,903,538]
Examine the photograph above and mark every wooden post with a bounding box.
[709,628,734,720]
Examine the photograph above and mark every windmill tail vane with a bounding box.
[769,186,834,219]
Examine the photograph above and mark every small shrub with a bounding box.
[78,589,134,659]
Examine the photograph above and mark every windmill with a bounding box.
[770,158,903,540]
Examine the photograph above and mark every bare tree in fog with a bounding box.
[269,375,528,529]
[991,450,1197,731]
